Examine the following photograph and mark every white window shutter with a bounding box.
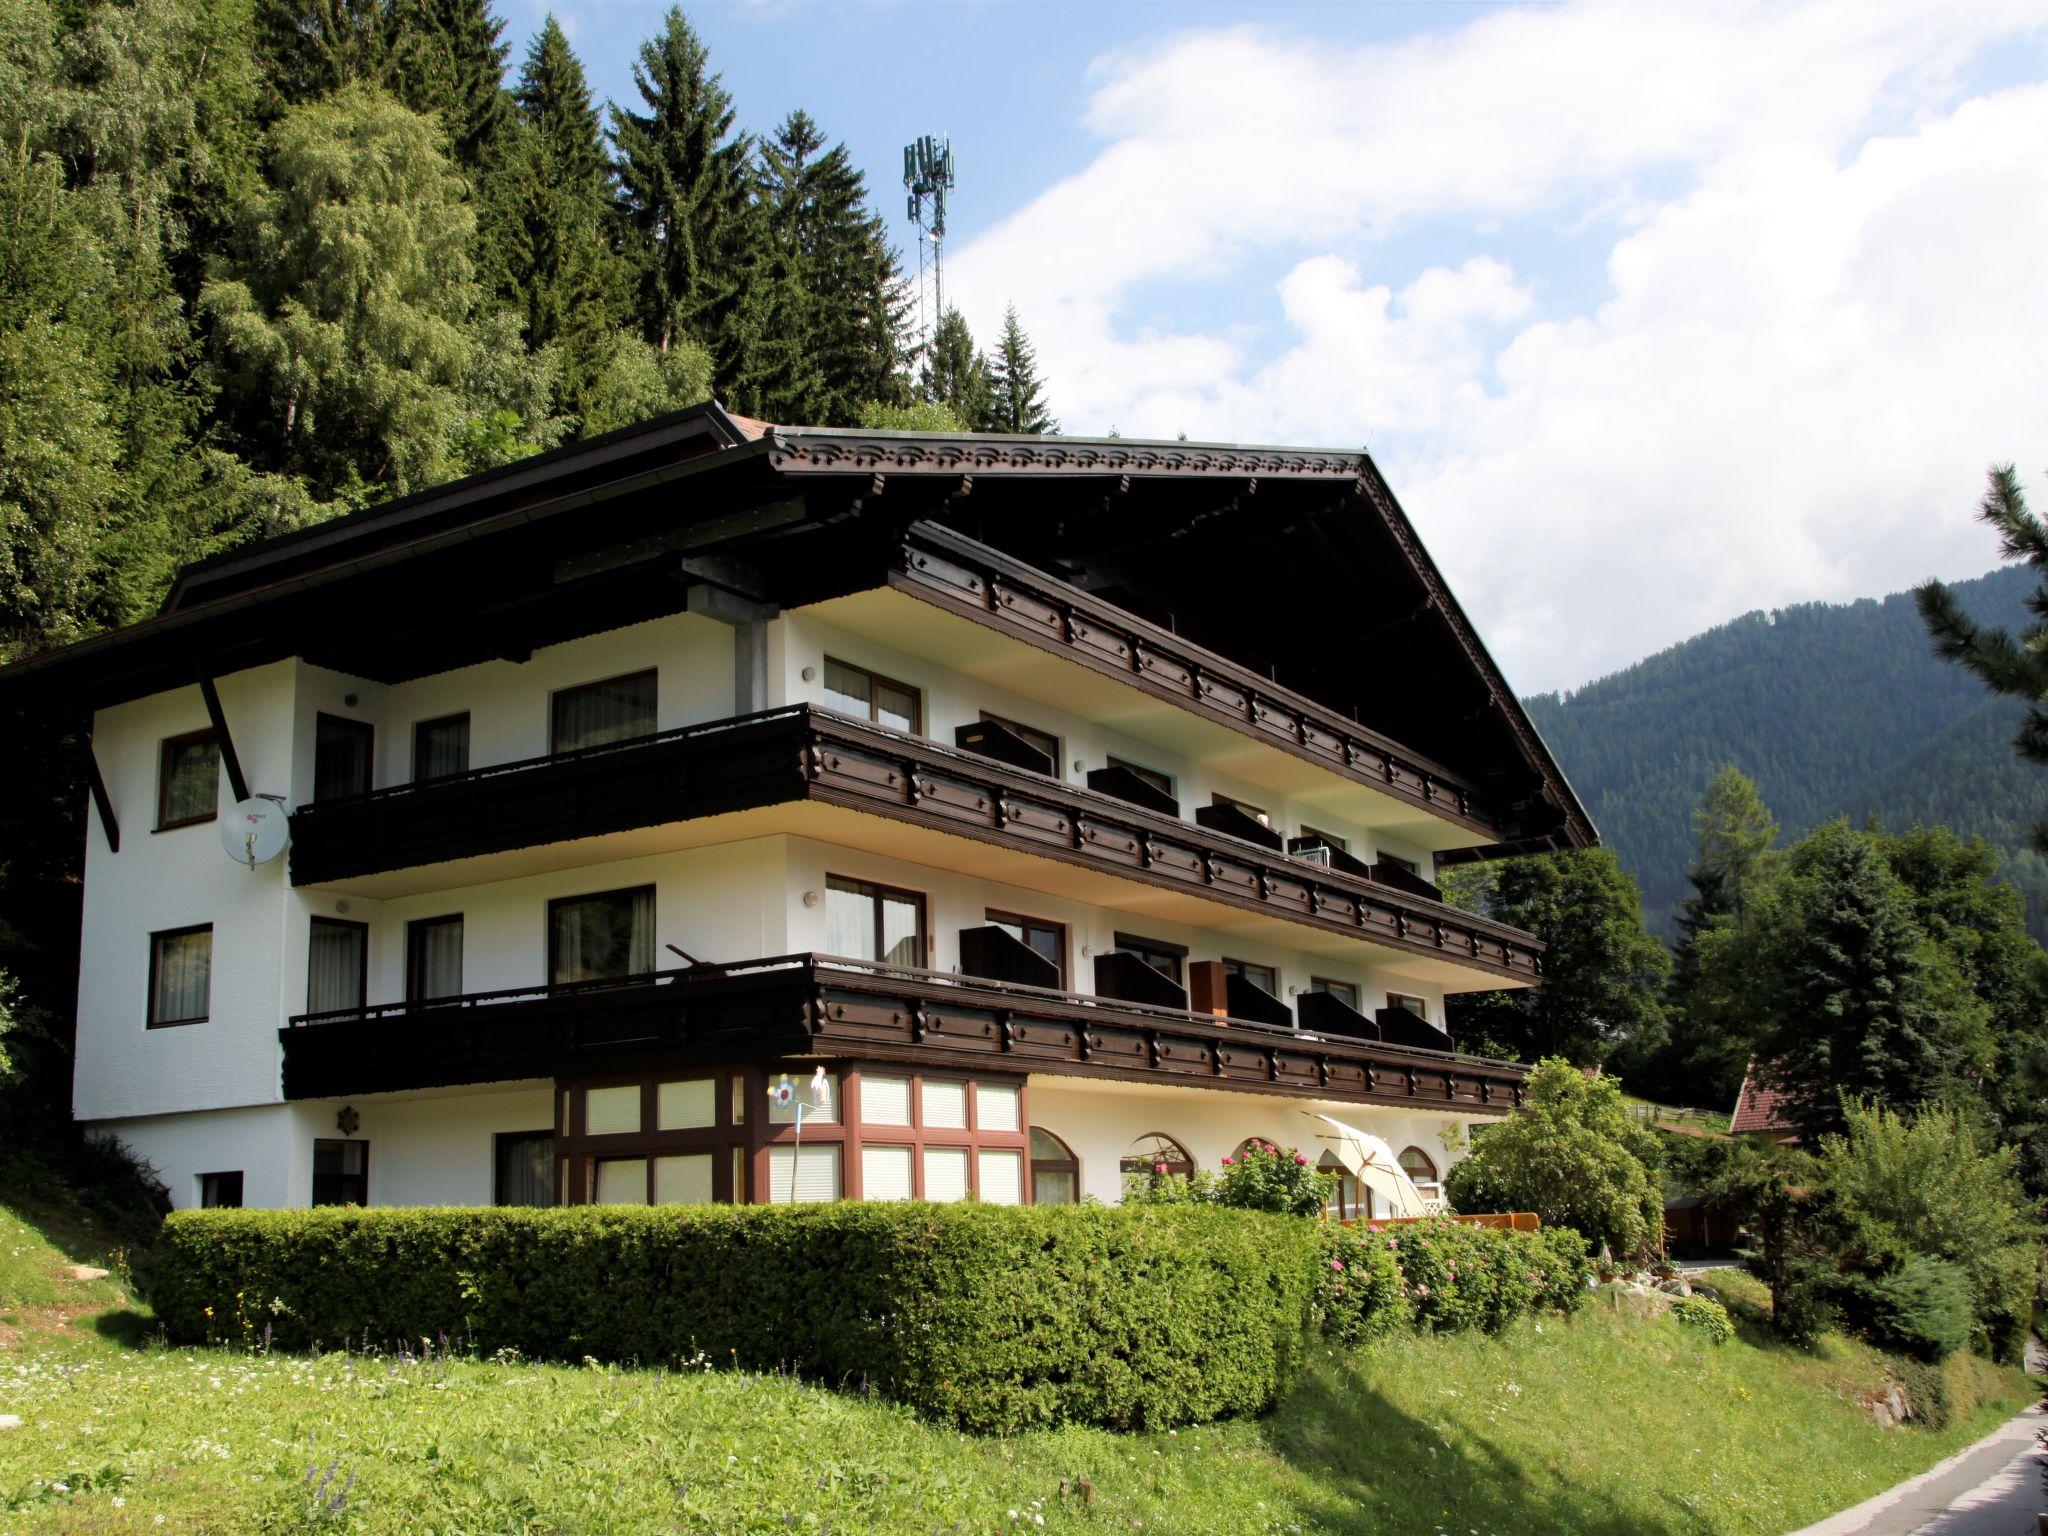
[923,1080,968,1130]
[923,1146,969,1202]
[656,1079,716,1130]
[975,1084,1020,1132]
[767,1144,842,1204]
[653,1153,713,1204]
[861,1144,913,1201]
[861,1076,912,1126]
[978,1149,1023,1205]
[584,1086,640,1135]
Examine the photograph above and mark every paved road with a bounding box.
[1792,1406,2044,1536]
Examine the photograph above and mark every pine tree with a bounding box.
[751,109,907,425]
[500,17,628,429]
[1670,765,1776,1001]
[1917,465,2048,852]
[983,305,1054,433]
[919,307,988,427]
[397,0,510,172]
[608,6,749,360]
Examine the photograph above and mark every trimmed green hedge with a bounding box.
[153,1203,1320,1433]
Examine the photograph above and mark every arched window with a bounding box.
[1030,1127,1080,1205]
[1231,1136,1274,1162]
[1318,1150,1366,1222]
[1120,1132,1194,1180]
[1398,1145,1441,1202]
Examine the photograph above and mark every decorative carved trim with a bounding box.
[763,430,1366,482]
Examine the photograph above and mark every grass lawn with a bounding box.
[0,1196,2034,1535]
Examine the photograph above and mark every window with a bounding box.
[922,1079,968,1130]
[1120,1132,1194,1181]
[923,1146,969,1202]
[861,1075,912,1126]
[312,1139,369,1206]
[405,915,464,1003]
[1298,824,1348,852]
[657,1078,716,1130]
[198,1171,243,1209]
[1311,977,1360,1009]
[766,1072,839,1125]
[862,1144,914,1201]
[979,711,1059,771]
[975,1083,1021,1133]
[825,877,925,969]
[549,886,654,984]
[412,713,470,781]
[822,657,919,733]
[592,1157,647,1205]
[307,918,367,1016]
[1388,992,1429,1021]
[1107,756,1174,800]
[494,1132,553,1207]
[584,1085,640,1135]
[1399,1146,1442,1202]
[1222,958,1278,995]
[1113,933,1185,984]
[313,714,374,802]
[147,925,212,1026]
[1030,1127,1079,1206]
[551,670,656,755]
[1318,1151,1363,1222]
[1379,853,1419,877]
[978,1149,1023,1205]
[654,1154,714,1205]
[767,1143,841,1204]
[157,731,220,829]
[985,909,1065,984]
[1211,792,1272,829]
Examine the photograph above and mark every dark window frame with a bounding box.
[197,1171,244,1209]
[311,1138,370,1207]
[549,669,658,755]
[405,913,465,1003]
[821,656,922,734]
[411,712,471,781]
[1112,931,1187,984]
[1399,1145,1441,1190]
[1310,976,1360,1008]
[156,730,221,830]
[1298,824,1348,852]
[985,908,1066,986]
[494,1129,556,1207]
[1378,852,1420,876]
[825,875,929,969]
[1222,957,1278,995]
[307,916,369,1016]
[313,713,375,803]
[547,884,656,985]
[1211,792,1272,829]
[1388,991,1430,1020]
[978,711,1061,774]
[146,923,213,1027]
[1106,755,1174,799]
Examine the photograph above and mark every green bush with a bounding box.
[1312,1226,1412,1346]
[1827,1257,1976,1362]
[1531,1227,1596,1313]
[153,1203,1320,1434]
[1671,1296,1734,1345]
[1214,1141,1334,1217]
[1890,1347,2005,1431]
[1329,1219,1584,1336]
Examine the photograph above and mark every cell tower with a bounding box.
[903,134,955,361]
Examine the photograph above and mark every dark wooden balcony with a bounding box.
[287,704,1542,983]
[279,952,1530,1112]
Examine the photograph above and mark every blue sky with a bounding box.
[514,1,2048,695]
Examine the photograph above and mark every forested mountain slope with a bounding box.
[1524,565,2048,937]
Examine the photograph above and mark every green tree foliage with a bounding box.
[857,399,964,432]
[1696,821,1996,1139]
[982,304,1055,433]
[201,83,557,500]
[1525,565,2048,941]
[1441,1058,1665,1261]
[1441,848,1669,1065]
[608,6,748,359]
[920,306,990,426]
[1917,465,2048,853]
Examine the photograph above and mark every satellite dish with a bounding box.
[221,797,289,869]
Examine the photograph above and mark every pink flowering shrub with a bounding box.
[1214,1141,1333,1217]
[1312,1227,1411,1345]
[1313,1220,1594,1341]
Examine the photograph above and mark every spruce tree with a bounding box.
[609,6,749,359]
[1918,465,2048,852]
[500,16,628,429]
[983,305,1055,433]
[919,307,989,427]
[1670,765,1776,1003]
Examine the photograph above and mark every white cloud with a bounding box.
[945,0,2048,692]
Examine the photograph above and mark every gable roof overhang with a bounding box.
[0,404,1593,859]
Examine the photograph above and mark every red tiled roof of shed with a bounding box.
[1730,1061,1798,1136]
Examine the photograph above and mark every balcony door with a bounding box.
[551,671,656,754]
[307,918,367,1016]
[825,877,925,969]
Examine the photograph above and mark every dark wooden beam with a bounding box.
[194,668,250,803]
[84,740,119,853]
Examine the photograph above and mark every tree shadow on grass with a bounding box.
[1262,1358,1711,1536]
[90,1306,157,1349]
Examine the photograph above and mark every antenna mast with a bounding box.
[903,133,955,363]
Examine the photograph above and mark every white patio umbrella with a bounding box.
[1304,1112,1432,1219]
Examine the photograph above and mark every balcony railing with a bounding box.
[280,952,1531,1110]
[288,705,1542,982]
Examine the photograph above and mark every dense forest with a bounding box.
[1526,565,2048,939]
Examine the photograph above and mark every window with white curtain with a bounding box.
[412,713,470,781]
[549,887,654,983]
[405,915,463,1002]
[824,877,925,968]
[156,732,219,828]
[1030,1128,1079,1206]
[551,671,656,754]
[861,1144,913,1201]
[306,919,366,1016]
[978,1150,1023,1205]
[923,1147,970,1202]
[148,925,212,1026]
[766,1144,841,1204]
